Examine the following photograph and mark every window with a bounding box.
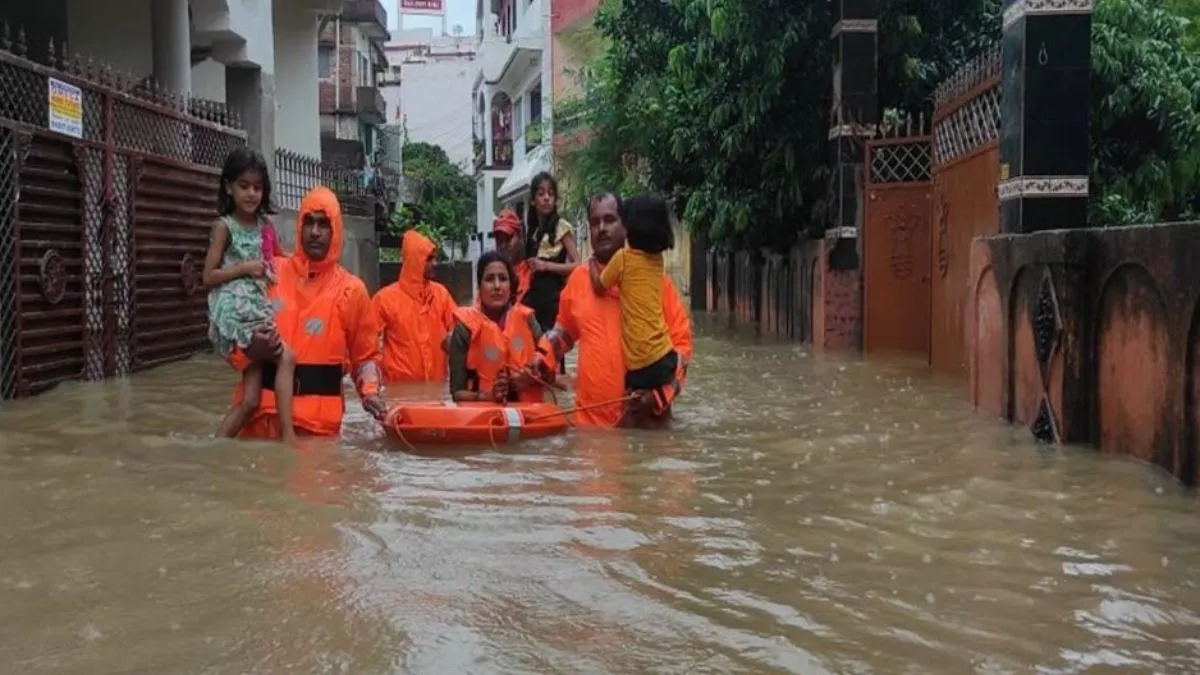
[528,84,541,123]
[359,54,369,86]
[318,46,334,78]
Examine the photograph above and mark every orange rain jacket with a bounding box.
[449,303,555,403]
[230,186,383,438]
[371,230,457,382]
[548,264,693,428]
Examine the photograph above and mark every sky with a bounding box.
[388,0,478,37]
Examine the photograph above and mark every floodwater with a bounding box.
[1,324,1199,674]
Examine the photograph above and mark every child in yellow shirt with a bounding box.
[589,193,678,395]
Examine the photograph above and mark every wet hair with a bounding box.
[585,190,624,219]
[621,192,675,254]
[525,171,560,257]
[217,147,274,218]
[476,249,517,304]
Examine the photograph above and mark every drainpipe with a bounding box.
[334,17,342,118]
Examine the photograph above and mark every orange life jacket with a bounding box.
[452,304,551,403]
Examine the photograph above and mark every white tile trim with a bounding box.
[828,124,877,140]
[831,19,878,38]
[825,226,858,240]
[1003,0,1094,30]
[997,175,1089,202]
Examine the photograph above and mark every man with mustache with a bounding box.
[538,191,693,428]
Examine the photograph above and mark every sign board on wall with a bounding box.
[48,78,83,139]
[399,0,445,15]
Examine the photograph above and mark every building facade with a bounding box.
[382,28,478,171]
[472,0,551,246]
[317,0,390,169]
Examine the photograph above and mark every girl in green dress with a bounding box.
[202,148,297,442]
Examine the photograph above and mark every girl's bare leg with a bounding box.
[274,344,298,443]
[217,363,264,438]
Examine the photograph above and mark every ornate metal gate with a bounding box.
[862,123,934,356]
[0,29,244,402]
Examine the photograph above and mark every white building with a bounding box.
[472,0,551,247]
[382,28,478,171]
[0,0,337,163]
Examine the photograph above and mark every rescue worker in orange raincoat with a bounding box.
[371,229,457,383]
[538,191,694,428]
[492,208,530,302]
[229,186,386,437]
[446,250,556,403]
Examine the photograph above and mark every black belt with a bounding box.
[262,362,344,396]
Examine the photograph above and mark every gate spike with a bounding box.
[47,37,56,67]
[15,25,26,57]
[0,22,10,52]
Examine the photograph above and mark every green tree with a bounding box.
[1091,0,1200,225]
[399,141,476,251]
[561,0,1200,246]
[558,0,1000,249]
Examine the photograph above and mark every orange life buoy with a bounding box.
[383,401,569,448]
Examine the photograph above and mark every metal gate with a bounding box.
[0,33,244,401]
[862,124,933,356]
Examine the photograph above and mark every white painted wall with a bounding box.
[67,0,153,77]
[396,58,476,170]
[191,60,227,101]
[273,5,321,158]
[225,0,276,68]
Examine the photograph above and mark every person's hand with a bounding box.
[626,389,657,418]
[361,394,388,421]
[490,370,511,403]
[239,260,268,278]
[245,324,281,361]
[512,368,537,390]
[528,258,548,273]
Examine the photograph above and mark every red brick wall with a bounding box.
[552,0,602,32]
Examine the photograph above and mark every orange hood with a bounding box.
[290,186,344,277]
[399,229,435,296]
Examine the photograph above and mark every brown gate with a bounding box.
[930,46,1002,376]
[0,36,244,401]
[862,126,933,355]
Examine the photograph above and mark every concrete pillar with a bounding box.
[999,1,1093,233]
[226,66,276,166]
[484,90,493,166]
[826,0,879,269]
[151,0,191,95]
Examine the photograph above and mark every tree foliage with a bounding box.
[1091,0,1200,225]
[560,0,1200,248]
[398,141,476,249]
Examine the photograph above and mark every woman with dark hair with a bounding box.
[446,250,555,403]
[521,171,580,332]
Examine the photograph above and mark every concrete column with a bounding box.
[999,0,1093,233]
[826,1,879,262]
[151,0,192,95]
[226,66,277,166]
[484,90,494,165]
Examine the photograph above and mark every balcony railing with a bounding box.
[340,0,390,41]
[492,138,513,169]
[274,148,400,218]
[356,85,385,123]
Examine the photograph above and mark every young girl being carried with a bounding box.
[202,148,297,442]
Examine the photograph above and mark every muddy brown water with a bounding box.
[1,324,1199,674]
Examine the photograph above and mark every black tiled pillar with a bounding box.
[998,0,1093,234]
[826,0,878,268]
